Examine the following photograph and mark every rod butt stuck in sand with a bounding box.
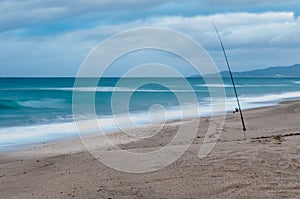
[212,22,247,140]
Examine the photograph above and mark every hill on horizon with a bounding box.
[199,64,300,78]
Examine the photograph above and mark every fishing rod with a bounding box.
[212,22,247,140]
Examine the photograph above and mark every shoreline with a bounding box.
[0,99,297,159]
[1,100,300,198]
[0,98,292,155]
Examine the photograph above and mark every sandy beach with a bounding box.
[0,100,300,198]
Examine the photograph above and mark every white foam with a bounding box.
[2,91,300,150]
[196,84,288,88]
[18,98,67,109]
[0,87,205,92]
[239,91,300,103]
[0,103,213,147]
[57,87,205,92]
[196,84,234,88]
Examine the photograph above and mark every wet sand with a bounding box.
[0,101,300,198]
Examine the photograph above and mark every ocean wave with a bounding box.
[0,83,289,93]
[1,90,300,150]
[0,98,67,110]
[195,84,234,88]
[0,96,272,149]
[204,91,300,105]
[67,87,206,92]
[292,81,300,84]
[0,99,20,109]
[0,103,214,148]
[214,91,300,104]
[202,91,300,110]
[196,84,288,88]
[0,87,206,92]
[239,91,300,103]
[60,86,171,92]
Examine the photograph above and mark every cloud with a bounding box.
[40,11,300,51]
[1,0,300,32]
[0,0,174,32]
[1,4,300,76]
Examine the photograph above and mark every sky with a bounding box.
[1,0,300,77]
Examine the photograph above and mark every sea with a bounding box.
[1,77,300,151]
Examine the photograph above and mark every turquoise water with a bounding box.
[1,77,300,151]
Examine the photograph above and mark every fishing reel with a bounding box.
[233,108,239,113]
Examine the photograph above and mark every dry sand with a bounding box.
[0,101,300,198]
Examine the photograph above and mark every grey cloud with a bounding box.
[1,12,300,76]
[1,0,300,32]
[0,0,173,31]
[35,12,300,49]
